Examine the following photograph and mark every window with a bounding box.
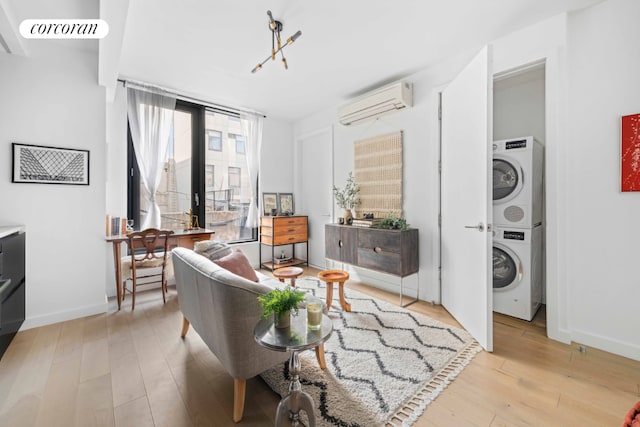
[207,130,222,151]
[206,165,215,189]
[230,133,246,154]
[228,166,241,191]
[128,101,257,243]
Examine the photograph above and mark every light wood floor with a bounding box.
[1,267,638,426]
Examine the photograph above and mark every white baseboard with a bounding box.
[571,328,640,362]
[21,301,108,330]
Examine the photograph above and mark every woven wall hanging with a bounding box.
[354,131,403,218]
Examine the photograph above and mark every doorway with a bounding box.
[439,53,549,352]
[493,62,547,332]
[296,127,334,268]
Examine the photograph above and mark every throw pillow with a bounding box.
[194,240,232,261]
[213,250,259,282]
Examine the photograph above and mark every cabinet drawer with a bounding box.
[357,229,401,253]
[273,224,307,236]
[357,248,402,275]
[260,226,273,238]
[273,233,307,245]
[274,216,307,227]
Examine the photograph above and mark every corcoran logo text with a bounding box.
[19,19,109,39]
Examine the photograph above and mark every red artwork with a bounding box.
[621,114,640,192]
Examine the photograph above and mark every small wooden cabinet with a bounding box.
[260,216,308,271]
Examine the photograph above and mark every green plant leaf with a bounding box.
[257,286,306,318]
[332,171,360,210]
[372,214,409,230]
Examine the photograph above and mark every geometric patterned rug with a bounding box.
[260,277,482,426]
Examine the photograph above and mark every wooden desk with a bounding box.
[106,229,213,310]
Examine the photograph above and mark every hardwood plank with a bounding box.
[114,396,154,427]
[81,337,110,383]
[74,373,116,427]
[53,318,85,364]
[1,322,62,416]
[34,355,81,427]
[108,314,147,408]
[128,304,193,427]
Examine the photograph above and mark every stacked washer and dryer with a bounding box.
[492,136,544,321]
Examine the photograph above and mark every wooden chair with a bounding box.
[122,228,174,310]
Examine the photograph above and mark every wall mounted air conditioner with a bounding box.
[338,81,413,126]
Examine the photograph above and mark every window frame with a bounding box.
[127,100,258,243]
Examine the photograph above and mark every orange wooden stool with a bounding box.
[317,270,351,312]
[273,266,304,287]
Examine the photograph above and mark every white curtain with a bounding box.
[127,87,176,229]
[241,113,263,228]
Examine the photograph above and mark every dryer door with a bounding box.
[493,157,524,204]
[493,243,522,291]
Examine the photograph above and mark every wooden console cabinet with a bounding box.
[325,224,419,305]
[260,216,308,271]
[325,224,418,276]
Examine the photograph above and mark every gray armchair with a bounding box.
[171,247,289,422]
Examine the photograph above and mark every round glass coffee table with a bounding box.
[254,309,333,427]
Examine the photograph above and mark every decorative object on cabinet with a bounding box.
[260,216,308,271]
[372,214,409,230]
[332,171,360,222]
[262,192,278,216]
[325,223,418,306]
[354,131,403,218]
[12,143,90,185]
[621,113,640,192]
[277,192,294,215]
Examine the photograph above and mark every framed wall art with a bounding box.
[12,143,90,185]
[278,193,294,215]
[621,113,640,192]
[262,192,278,216]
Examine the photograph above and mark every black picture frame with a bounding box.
[278,193,294,215]
[12,142,90,185]
[262,192,278,216]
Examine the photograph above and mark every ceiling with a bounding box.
[3,0,604,121]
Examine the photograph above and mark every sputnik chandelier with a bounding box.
[251,10,302,73]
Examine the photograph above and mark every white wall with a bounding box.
[564,0,640,360]
[260,119,295,194]
[493,68,546,143]
[0,42,107,328]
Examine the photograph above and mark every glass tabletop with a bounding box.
[254,309,333,352]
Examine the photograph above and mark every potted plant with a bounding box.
[332,171,360,223]
[373,214,410,230]
[257,286,306,328]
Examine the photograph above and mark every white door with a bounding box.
[441,46,494,351]
[297,127,333,268]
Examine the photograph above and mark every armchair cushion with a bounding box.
[194,240,233,261]
[213,250,259,282]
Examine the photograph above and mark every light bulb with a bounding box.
[287,30,302,45]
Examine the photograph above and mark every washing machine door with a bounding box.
[493,243,522,290]
[493,157,523,203]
